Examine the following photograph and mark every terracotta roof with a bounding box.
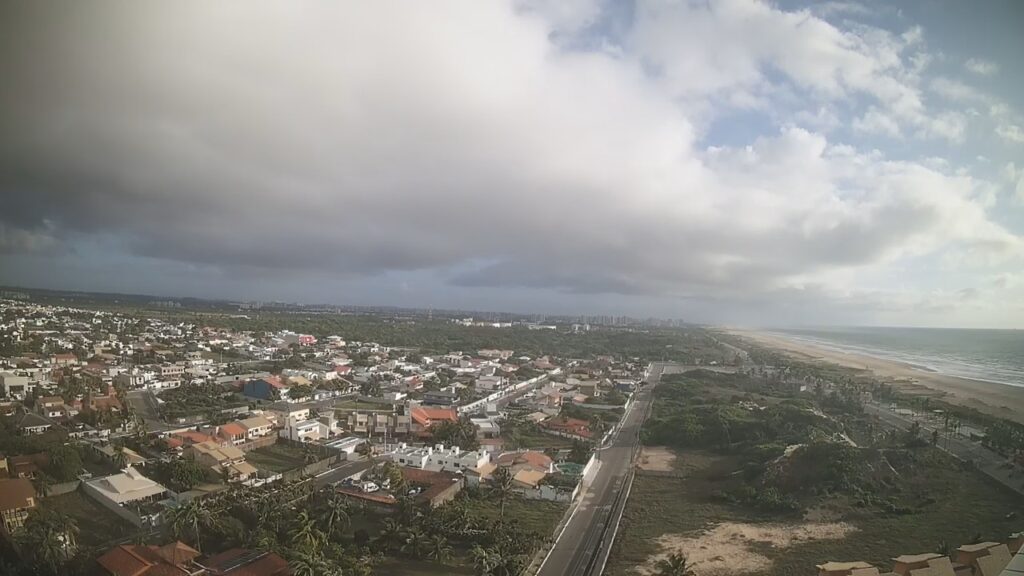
[202,549,290,576]
[153,542,200,566]
[219,423,246,438]
[96,542,198,576]
[512,469,546,488]
[496,450,553,470]
[409,406,458,427]
[97,545,151,576]
[0,478,35,512]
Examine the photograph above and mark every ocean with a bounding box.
[772,326,1024,388]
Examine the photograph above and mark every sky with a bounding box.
[1,0,1023,328]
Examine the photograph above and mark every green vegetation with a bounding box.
[147,458,213,492]
[37,490,134,549]
[246,442,317,473]
[607,369,1024,576]
[157,382,248,421]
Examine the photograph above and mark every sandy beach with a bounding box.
[726,329,1024,425]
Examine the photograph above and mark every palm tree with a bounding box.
[471,545,497,575]
[377,518,405,552]
[655,552,695,576]
[168,499,216,553]
[289,551,330,576]
[289,510,324,554]
[426,534,452,563]
[315,493,350,538]
[32,473,53,498]
[113,446,129,469]
[402,527,429,558]
[490,467,516,522]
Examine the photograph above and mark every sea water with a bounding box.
[772,326,1024,388]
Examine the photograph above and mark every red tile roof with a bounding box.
[219,423,246,438]
[0,478,35,512]
[540,416,592,438]
[409,406,458,428]
[497,450,553,470]
[202,549,290,576]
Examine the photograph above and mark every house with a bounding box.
[83,467,169,527]
[0,478,36,534]
[539,416,592,440]
[389,443,490,473]
[10,410,55,435]
[238,416,274,440]
[280,419,325,442]
[892,553,945,575]
[8,453,49,479]
[475,375,507,391]
[0,372,34,400]
[201,548,291,575]
[956,542,1012,576]
[217,422,247,446]
[266,403,310,426]
[242,377,288,401]
[496,450,555,474]
[400,467,464,507]
[187,441,258,482]
[96,541,203,576]
[815,561,878,576]
[512,469,546,489]
[422,389,459,407]
[35,395,67,419]
[409,406,458,433]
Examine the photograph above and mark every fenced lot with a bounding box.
[245,442,311,472]
[40,490,134,547]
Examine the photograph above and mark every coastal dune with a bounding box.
[728,329,1024,425]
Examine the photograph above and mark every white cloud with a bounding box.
[965,57,999,76]
[0,0,1019,323]
[996,124,1024,144]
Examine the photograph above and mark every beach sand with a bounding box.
[727,329,1024,425]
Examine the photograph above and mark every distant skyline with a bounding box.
[2,1,1023,328]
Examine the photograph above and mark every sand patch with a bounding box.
[638,446,677,472]
[638,522,857,575]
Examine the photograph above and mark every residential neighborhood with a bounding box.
[0,297,646,575]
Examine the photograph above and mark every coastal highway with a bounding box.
[537,362,664,576]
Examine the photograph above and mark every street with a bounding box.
[864,403,1024,496]
[537,362,664,576]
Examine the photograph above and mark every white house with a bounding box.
[389,443,491,473]
[238,416,274,439]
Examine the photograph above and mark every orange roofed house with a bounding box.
[410,406,458,436]
[97,541,290,576]
[539,416,592,440]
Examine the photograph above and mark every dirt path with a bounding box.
[638,522,857,575]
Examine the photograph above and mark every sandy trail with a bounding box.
[639,522,856,575]
[637,446,676,472]
[725,329,1024,425]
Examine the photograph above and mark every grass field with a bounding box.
[605,448,1024,576]
[465,494,568,536]
[502,427,575,450]
[39,490,134,547]
[246,443,308,472]
[375,557,475,576]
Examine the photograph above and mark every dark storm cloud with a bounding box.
[0,0,1019,318]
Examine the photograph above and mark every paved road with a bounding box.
[126,389,176,433]
[313,457,374,488]
[865,403,1024,496]
[537,363,664,576]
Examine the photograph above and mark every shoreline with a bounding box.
[725,328,1024,425]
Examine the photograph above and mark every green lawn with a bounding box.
[246,443,308,472]
[464,494,568,537]
[502,428,574,450]
[39,490,134,547]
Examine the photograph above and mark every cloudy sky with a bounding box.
[2,0,1023,327]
